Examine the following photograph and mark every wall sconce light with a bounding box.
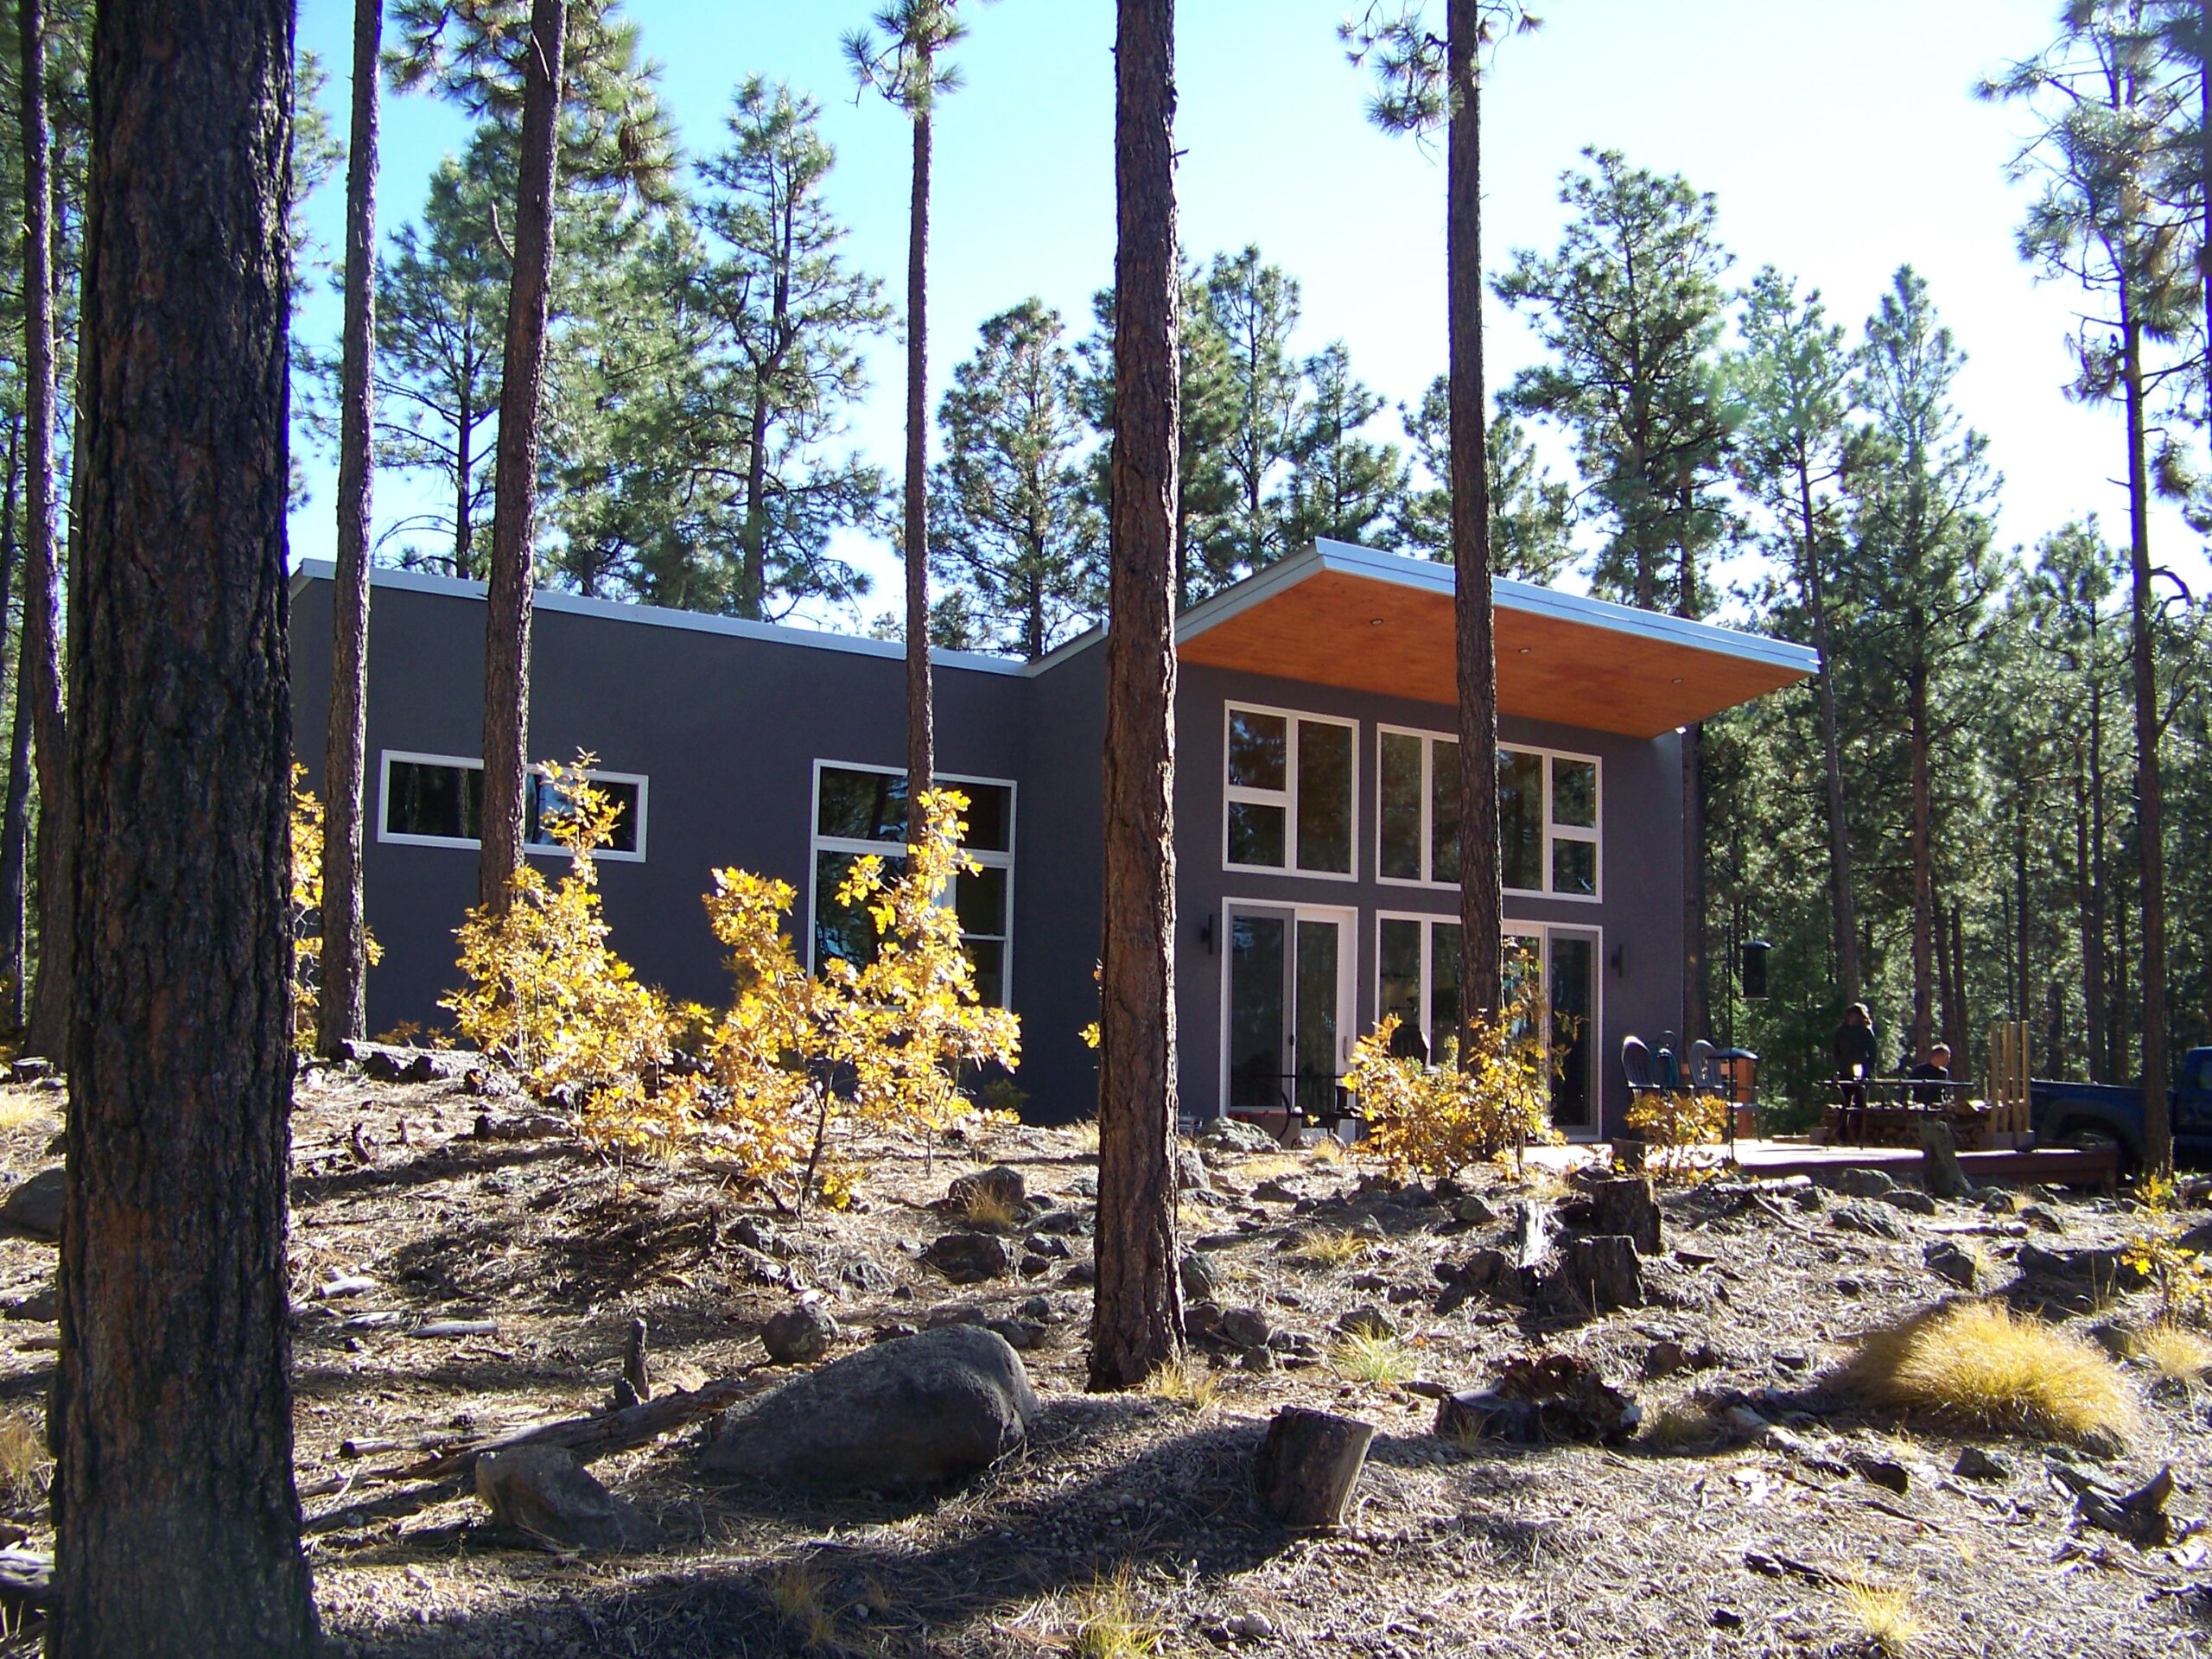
[1609,943,1626,980]
[1199,912,1216,955]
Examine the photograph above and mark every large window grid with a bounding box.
[1222,703,1357,880]
[377,750,648,861]
[1376,727,1599,900]
[807,760,1015,1008]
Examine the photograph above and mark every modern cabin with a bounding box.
[288,537,1816,1139]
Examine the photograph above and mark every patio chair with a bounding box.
[1686,1039,1723,1096]
[1621,1034,1657,1097]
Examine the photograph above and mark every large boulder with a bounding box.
[700,1324,1039,1491]
[760,1302,839,1364]
[1193,1117,1281,1155]
[922,1230,1015,1284]
[0,1168,64,1241]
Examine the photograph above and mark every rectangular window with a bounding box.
[378,752,647,862]
[810,761,1015,1007]
[1374,913,1465,1062]
[1376,727,1599,899]
[1224,703,1357,878]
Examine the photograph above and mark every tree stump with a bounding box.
[1254,1407,1376,1530]
[624,1316,652,1403]
[1512,1198,1554,1272]
[1919,1116,1970,1201]
[1586,1177,1662,1255]
[1559,1235,1644,1312]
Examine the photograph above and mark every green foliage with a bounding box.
[1282,342,1408,553]
[1397,383,1574,582]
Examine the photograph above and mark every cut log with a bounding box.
[1512,1198,1554,1272]
[2054,1463,2177,1546]
[410,1319,498,1339]
[1919,1116,1971,1201]
[0,1546,52,1614]
[623,1315,651,1403]
[1556,1235,1644,1312]
[1586,1177,1662,1255]
[403,1375,756,1480]
[1254,1406,1376,1530]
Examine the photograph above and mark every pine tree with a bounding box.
[1283,340,1408,550]
[1202,245,1305,583]
[932,298,1103,659]
[1397,378,1573,581]
[1091,0,1182,1395]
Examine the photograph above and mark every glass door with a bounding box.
[1503,925,1600,1135]
[1225,904,1353,1123]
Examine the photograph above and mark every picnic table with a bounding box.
[1822,1076,1993,1150]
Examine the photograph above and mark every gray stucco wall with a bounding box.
[290,573,1687,1138]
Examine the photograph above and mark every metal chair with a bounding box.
[1687,1039,1722,1096]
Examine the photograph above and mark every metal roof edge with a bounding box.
[288,558,1031,677]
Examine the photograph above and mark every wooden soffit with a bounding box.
[1175,543,1817,741]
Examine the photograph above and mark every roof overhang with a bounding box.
[1176,540,1818,740]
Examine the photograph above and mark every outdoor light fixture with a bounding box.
[1199,912,1216,954]
[1369,617,1385,626]
[1671,676,1684,684]
[1517,645,1533,655]
[1610,943,1626,979]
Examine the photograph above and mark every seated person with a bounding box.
[1904,1041,1954,1106]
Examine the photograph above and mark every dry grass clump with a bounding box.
[1305,1137,1345,1166]
[767,1557,838,1650]
[1847,1300,2139,1446]
[0,1094,52,1133]
[2128,1320,2212,1385]
[1641,1400,1719,1452]
[0,1412,46,1510]
[1141,1358,1222,1412]
[1067,1566,1164,1659]
[1064,1116,1101,1156]
[1834,1581,1925,1654]
[958,1184,1022,1231]
[1286,1228,1370,1268]
[1329,1330,1415,1387]
[1237,1153,1306,1183]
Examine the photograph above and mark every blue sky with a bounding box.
[289,0,2212,620]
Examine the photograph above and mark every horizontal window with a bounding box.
[1223,703,1357,879]
[1378,728,1599,900]
[810,761,1014,1007]
[377,752,647,861]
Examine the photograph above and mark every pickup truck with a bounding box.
[2031,1046,2212,1170]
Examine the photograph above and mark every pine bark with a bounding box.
[1797,458,1859,1004]
[1447,0,1503,1029]
[1089,0,1182,1393]
[902,101,935,842]
[55,2,318,1650]
[17,0,68,1061]
[2120,297,2171,1170]
[1908,641,1934,1059]
[479,0,565,915]
[318,0,382,1053]
[0,416,23,1029]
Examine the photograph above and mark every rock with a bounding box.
[1185,1300,1223,1339]
[2020,1205,2067,1234]
[1020,1235,1072,1262]
[1194,1117,1281,1154]
[1335,1306,1396,1339]
[343,1040,474,1084]
[760,1303,839,1363]
[475,1446,650,1550]
[2,1286,54,1322]
[921,1230,1015,1284]
[700,1325,1039,1491]
[1923,1240,1983,1290]
[1815,1166,1898,1199]
[1849,1452,1910,1494]
[2018,1242,2150,1289]
[1226,1612,1277,1641]
[1217,1306,1272,1351]
[946,1165,1026,1213]
[1880,1188,1939,1217]
[1789,1185,1827,1212]
[839,1255,895,1294]
[1029,1207,1086,1236]
[872,1322,920,1344]
[1953,1446,2012,1482]
[729,1217,791,1258]
[1642,1338,1688,1379]
[1453,1194,1499,1226]
[1433,1248,1511,1313]
[1179,1252,1217,1302]
[982,1319,1048,1351]
[1829,1200,1908,1241]
[1434,1352,1640,1446]
[1174,1145,1211,1194]
[1058,1259,1096,1287]
[1066,1174,1099,1198]
[469,1109,565,1141]
[0,1168,65,1240]
[1254,1179,1303,1204]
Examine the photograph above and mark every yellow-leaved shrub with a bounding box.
[289,766,381,1054]
[1346,952,1563,1181]
[443,756,671,1094]
[1624,1088,1728,1179]
[582,789,1022,1215]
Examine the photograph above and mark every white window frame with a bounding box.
[806,759,1017,1007]
[374,749,649,864]
[1221,702,1359,882]
[1374,724,1601,902]
[1370,911,1605,1138]
[1217,896,1358,1121]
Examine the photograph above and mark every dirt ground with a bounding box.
[0,1063,2205,1658]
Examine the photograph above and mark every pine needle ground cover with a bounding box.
[0,1071,2198,1657]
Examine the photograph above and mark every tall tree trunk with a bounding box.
[1948,899,1969,1063]
[1798,459,1859,1004]
[2088,677,2110,1079]
[454,382,474,578]
[1908,641,1934,1060]
[2015,789,2031,1026]
[2121,298,2171,1167]
[1448,0,1503,1032]
[18,0,68,1061]
[0,416,23,1030]
[902,103,934,842]
[742,381,772,619]
[318,0,381,1056]
[1090,0,1181,1393]
[1935,884,1956,1059]
[479,0,566,916]
[56,2,318,1650]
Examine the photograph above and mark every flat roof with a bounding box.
[1173,540,1818,738]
